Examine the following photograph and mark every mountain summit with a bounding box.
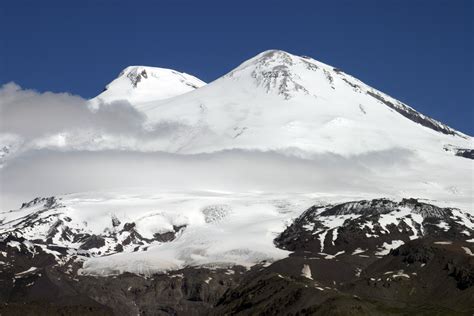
[227,49,461,136]
[90,66,206,106]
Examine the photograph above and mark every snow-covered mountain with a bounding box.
[1,192,472,276]
[90,66,206,107]
[1,50,471,159]
[1,49,473,315]
[88,50,470,156]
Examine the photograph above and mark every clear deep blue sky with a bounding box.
[1,0,472,134]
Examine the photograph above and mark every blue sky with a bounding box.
[1,0,472,134]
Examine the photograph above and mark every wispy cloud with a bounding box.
[0,82,147,137]
[0,147,416,210]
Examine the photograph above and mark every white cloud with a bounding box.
[0,82,146,137]
[0,147,415,211]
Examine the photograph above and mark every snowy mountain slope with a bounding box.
[0,191,315,274]
[110,50,471,157]
[1,50,471,160]
[89,66,206,107]
[1,192,472,277]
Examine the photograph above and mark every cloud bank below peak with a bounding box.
[0,82,199,155]
[0,82,146,137]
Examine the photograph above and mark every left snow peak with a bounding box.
[90,66,206,106]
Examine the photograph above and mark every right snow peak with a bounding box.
[228,49,461,136]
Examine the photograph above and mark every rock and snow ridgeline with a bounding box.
[1,194,472,276]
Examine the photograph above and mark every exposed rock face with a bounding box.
[390,240,474,290]
[0,238,244,316]
[20,196,57,209]
[228,50,311,100]
[455,148,474,159]
[2,197,188,260]
[366,90,460,136]
[445,146,474,160]
[153,225,187,242]
[275,198,473,256]
[79,235,106,250]
[214,239,474,315]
